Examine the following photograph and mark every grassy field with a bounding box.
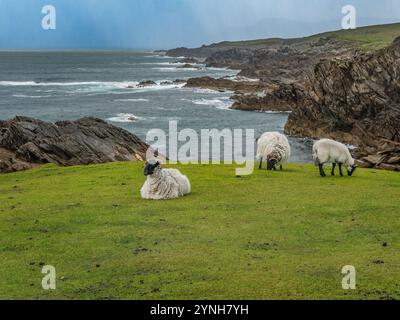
[0,162,399,300]
[214,23,400,50]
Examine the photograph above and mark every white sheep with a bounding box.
[140,160,191,200]
[256,132,291,171]
[313,138,357,177]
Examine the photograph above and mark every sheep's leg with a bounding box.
[280,165,283,171]
[259,157,263,170]
[339,163,344,176]
[331,163,336,176]
[319,163,326,177]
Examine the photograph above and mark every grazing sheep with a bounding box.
[140,160,191,200]
[313,139,357,177]
[256,132,291,171]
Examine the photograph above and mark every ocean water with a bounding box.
[0,51,313,163]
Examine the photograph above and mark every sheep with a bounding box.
[256,132,291,171]
[313,139,357,177]
[140,159,191,200]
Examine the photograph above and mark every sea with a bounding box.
[0,51,313,163]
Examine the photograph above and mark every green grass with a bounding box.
[1,162,400,300]
[213,23,400,50]
[314,23,400,50]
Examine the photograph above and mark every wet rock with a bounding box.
[178,63,200,69]
[285,37,400,170]
[0,117,149,173]
[137,80,156,87]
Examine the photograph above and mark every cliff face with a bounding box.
[285,37,400,170]
[168,27,400,170]
[0,117,149,173]
[168,37,356,83]
[205,38,355,81]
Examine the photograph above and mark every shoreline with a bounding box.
[164,30,400,171]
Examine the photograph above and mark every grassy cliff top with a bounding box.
[212,23,400,50]
[1,162,399,299]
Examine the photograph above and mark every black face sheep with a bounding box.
[256,132,291,171]
[313,139,357,177]
[140,160,191,200]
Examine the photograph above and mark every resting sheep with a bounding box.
[313,139,357,177]
[140,160,191,200]
[256,132,291,171]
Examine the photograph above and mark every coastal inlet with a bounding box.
[0,51,313,163]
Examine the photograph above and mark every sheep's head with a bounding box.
[267,152,278,171]
[347,164,357,176]
[144,160,161,176]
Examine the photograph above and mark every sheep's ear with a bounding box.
[155,161,160,167]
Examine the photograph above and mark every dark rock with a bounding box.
[285,37,400,170]
[167,36,356,81]
[0,148,36,173]
[178,63,200,69]
[178,57,203,64]
[168,33,400,170]
[185,76,264,92]
[173,79,186,84]
[0,117,149,173]
[137,80,156,87]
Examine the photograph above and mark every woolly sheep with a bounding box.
[140,160,191,200]
[256,132,291,171]
[313,138,357,177]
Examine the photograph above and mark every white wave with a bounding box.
[190,97,233,110]
[114,98,149,102]
[1,80,187,95]
[152,67,201,72]
[156,106,182,111]
[12,94,52,99]
[256,110,292,114]
[107,113,141,123]
[206,67,229,71]
[144,54,172,59]
[0,81,116,87]
[134,81,186,92]
[186,87,234,94]
[187,88,220,94]
[139,62,185,66]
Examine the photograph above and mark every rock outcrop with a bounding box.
[169,37,356,82]
[185,76,264,92]
[185,77,300,112]
[285,37,400,171]
[231,83,302,112]
[0,117,149,173]
[168,25,400,170]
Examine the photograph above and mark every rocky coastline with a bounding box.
[167,28,400,171]
[0,117,149,173]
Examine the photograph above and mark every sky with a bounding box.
[0,0,399,49]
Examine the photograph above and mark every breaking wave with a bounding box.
[190,97,233,110]
[106,113,142,123]
[113,98,149,102]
